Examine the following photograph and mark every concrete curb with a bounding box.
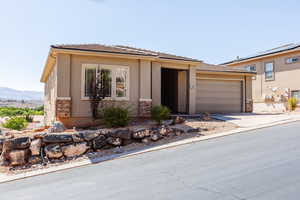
[1,117,300,184]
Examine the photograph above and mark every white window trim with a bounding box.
[81,64,130,101]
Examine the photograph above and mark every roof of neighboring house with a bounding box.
[222,43,300,65]
[51,44,202,62]
[197,63,256,74]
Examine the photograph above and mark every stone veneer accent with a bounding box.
[56,99,71,118]
[139,99,152,117]
[245,99,253,113]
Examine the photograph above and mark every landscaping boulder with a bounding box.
[151,132,162,141]
[159,126,172,136]
[187,128,200,133]
[71,133,85,143]
[11,137,31,149]
[61,142,89,158]
[141,137,150,144]
[30,139,42,156]
[0,140,13,165]
[92,135,107,149]
[48,121,66,133]
[28,156,42,165]
[172,127,186,135]
[172,116,185,124]
[106,137,122,146]
[109,129,131,140]
[79,131,99,141]
[0,139,4,153]
[8,149,30,166]
[132,128,151,139]
[45,144,63,159]
[43,134,73,143]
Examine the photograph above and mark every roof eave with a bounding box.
[223,46,300,66]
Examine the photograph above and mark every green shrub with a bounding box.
[3,117,28,130]
[151,105,170,124]
[288,97,298,111]
[102,106,131,128]
[25,114,33,122]
[0,107,44,117]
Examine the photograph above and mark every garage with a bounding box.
[196,79,243,113]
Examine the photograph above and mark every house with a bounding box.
[40,44,255,128]
[223,43,300,112]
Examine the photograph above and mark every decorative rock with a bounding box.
[48,121,66,133]
[45,144,63,159]
[33,132,47,139]
[151,133,162,141]
[172,127,185,136]
[30,139,42,156]
[159,126,172,136]
[187,128,200,133]
[11,137,31,149]
[141,137,150,144]
[79,131,99,141]
[162,120,173,126]
[0,139,4,153]
[173,116,185,124]
[28,156,42,165]
[132,128,151,139]
[202,112,211,121]
[0,140,13,162]
[109,129,131,140]
[106,137,122,146]
[61,142,89,158]
[92,135,107,149]
[71,133,85,143]
[43,134,73,143]
[8,149,30,166]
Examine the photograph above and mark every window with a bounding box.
[82,64,129,100]
[265,62,274,81]
[292,90,300,100]
[286,56,300,64]
[245,65,256,72]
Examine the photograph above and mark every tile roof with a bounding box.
[51,44,201,62]
[197,63,256,74]
[222,43,300,65]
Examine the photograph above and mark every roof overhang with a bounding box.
[40,47,202,82]
[196,70,256,76]
[224,47,300,66]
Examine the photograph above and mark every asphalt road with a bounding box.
[2,122,300,200]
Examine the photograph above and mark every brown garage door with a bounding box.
[196,79,243,113]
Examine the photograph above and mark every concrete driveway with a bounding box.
[212,112,300,128]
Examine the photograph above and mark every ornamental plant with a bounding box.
[2,116,28,130]
[288,97,298,111]
[151,105,170,125]
[103,106,131,128]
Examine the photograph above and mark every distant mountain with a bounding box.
[0,87,43,101]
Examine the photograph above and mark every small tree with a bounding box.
[89,70,110,119]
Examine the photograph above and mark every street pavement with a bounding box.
[1,122,300,200]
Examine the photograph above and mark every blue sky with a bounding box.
[0,0,299,91]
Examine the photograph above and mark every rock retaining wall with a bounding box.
[0,123,198,167]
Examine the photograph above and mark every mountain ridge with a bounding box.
[0,87,43,100]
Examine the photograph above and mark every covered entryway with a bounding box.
[196,79,243,113]
[161,68,188,114]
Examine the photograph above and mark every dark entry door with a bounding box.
[161,68,178,113]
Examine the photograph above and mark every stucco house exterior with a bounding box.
[41,44,255,128]
[223,43,300,112]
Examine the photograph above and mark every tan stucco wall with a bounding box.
[70,55,140,117]
[228,51,300,102]
[56,54,71,98]
[44,62,57,125]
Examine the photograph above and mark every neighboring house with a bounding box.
[40,44,254,128]
[223,43,300,112]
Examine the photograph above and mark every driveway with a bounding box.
[1,122,300,199]
[212,112,300,128]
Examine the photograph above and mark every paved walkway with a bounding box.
[212,112,300,128]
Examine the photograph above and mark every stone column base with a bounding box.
[139,99,152,117]
[245,99,253,113]
[56,98,72,118]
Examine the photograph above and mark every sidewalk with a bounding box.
[212,112,300,128]
[1,112,300,184]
